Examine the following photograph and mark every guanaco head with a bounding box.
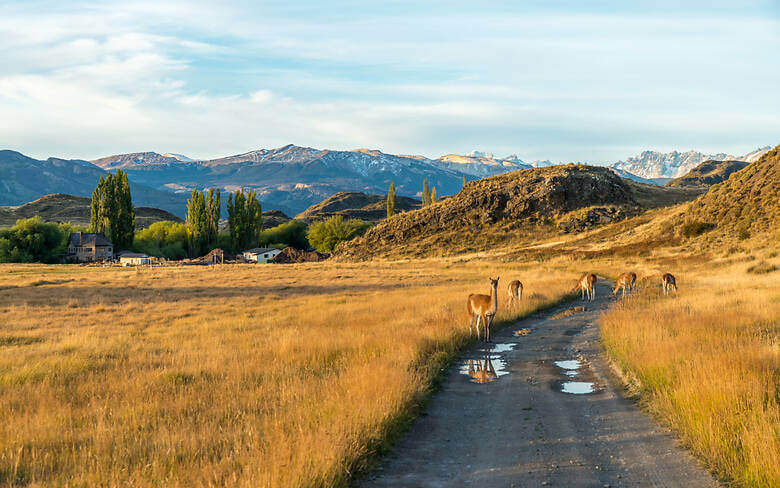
[489,276,500,288]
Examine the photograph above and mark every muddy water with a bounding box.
[458,342,517,383]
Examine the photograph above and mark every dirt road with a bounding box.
[358,281,718,487]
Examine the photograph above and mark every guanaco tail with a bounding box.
[507,280,523,307]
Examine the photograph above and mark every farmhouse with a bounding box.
[66,232,113,262]
[242,247,282,263]
[118,251,152,266]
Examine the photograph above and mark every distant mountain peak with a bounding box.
[162,153,195,162]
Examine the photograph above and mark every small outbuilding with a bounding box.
[118,251,152,266]
[242,247,282,263]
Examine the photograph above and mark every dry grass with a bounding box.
[601,257,780,488]
[0,260,574,487]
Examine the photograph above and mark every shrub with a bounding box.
[681,220,715,238]
[0,217,72,263]
[307,216,371,253]
[258,220,308,250]
[747,261,778,275]
[132,221,188,260]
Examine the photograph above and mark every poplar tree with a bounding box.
[186,189,208,257]
[227,188,263,252]
[386,181,396,218]
[89,170,135,251]
[462,174,467,189]
[205,188,221,247]
[431,186,437,203]
[422,178,431,206]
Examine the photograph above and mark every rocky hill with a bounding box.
[682,145,779,235]
[295,192,420,223]
[666,160,749,188]
[337,165,701,259]
[0,194,182,229]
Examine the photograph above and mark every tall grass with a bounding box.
[601,260,780,487]
[0,261,573,487]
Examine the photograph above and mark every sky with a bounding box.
[1,0,779,163]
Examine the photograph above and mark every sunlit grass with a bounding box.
[601,259,780,488]
[0,260,573,487]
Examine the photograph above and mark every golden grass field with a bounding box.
[600,252,780,488]
[0,259,576,487]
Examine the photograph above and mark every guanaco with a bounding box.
[661,273,677,295]
[613,272,637,297]
[576,273,597,301]
[507,280,523,307]
[468,277,499,342]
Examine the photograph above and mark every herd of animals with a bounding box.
[466,272,678,342]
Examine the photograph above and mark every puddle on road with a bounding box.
[559,381,596,394]
[459,343,516,384]
[553,358,598,394]
[553,359,581,370]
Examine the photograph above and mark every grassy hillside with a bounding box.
[339,164,700,259]
[0,193,183,229]
[681,145,779,236]
[295,191,420,223]
[666,160,749,188]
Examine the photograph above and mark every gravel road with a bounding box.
[358,281,719,488]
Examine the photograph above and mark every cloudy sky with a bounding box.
[1,1,778,163]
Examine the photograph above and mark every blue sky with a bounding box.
[1,1,778,163]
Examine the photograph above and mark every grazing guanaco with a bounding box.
[507,280,523,307]
[613,272,637,297]
[576,273,597,301]
[661,273,678,295]
[468,277,499,342]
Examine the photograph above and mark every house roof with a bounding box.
[243,248,280,254]
[68,232,112,247]
[118,251,150,258]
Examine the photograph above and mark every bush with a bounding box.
[307,216,371,253]
[0,217,72,263]
[258,220,309,250]
[132,221,188,260]
[681,220,715,238]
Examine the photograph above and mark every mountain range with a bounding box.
[0,144,773,218]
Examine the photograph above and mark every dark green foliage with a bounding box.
[0,217,71,263]
[387,182,396,219]
[258,220,309,249]
[132,221,188,260]
[89,170,135,250]
[227,188,263,252]
[186,188,221,257]
[681,220,715,238]
[421,179,431,207]
[307,216,371,252]
[205,188,221,247]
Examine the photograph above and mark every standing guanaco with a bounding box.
[507,280,523,307]
[613,272,637,297]
[661,273,678,295]
[468,277,499,342]
[576,273,597,301]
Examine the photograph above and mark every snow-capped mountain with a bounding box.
[430,151,530,177]
[610,146,772,179]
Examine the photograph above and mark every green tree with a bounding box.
[89,170,135,250]
[431,186,437,203]
[422,178,431,206]
[0,217,71,263]
[227,188,263,252]
[133,221,188,260]
[307,216,370,253]
[205,188,221,247]
[386,181,396,218]
[186,189,208,257]
[258,220,309,249]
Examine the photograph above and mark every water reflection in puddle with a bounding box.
[553,360,581,370]
[488,342,517,354]
[560,381,595,394]
[459,343,515,384]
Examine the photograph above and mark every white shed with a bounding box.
[118,252,152,266]
[242,248,282,263]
